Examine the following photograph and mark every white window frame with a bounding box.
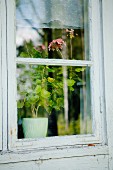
[0,0,8,151]
[0,0,2,150]
[6,0,106,151]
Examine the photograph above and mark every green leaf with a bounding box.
[30,95,39,104]
[41,89,50,98]
[57,82,63,88]
[67,79,75,86]
[32,48,42,58]
[20,52,29,58]
[35,85,41,93]
[75,67,85,72]
[49,100,54,106]
[17,101,24,108]
[69,87,75,91]
[56,98,64,107]
[47,77,55,83]
[36,79,41,84]
[46,66,55,73]
[25,101,31,107]
[20,91,27,96]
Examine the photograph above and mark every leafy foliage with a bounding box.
[17,62,76,118]
[17,40,86,119]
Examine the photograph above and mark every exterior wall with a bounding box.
[0,155,108,170]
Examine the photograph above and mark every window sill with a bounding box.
[0,145,109,164]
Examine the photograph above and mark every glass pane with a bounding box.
[16,0,89,60]
[17,64,92,139]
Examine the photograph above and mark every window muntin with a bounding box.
[16,0,89,60]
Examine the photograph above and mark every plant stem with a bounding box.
[57,49,63,58]
[35,105,39,117]
[25,43,33,58]
[31,105,35,117]
[57,49,69,129]
[70,39,72,59]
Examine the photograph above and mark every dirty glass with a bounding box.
[16,0,92,139]
[16,0,89,60]
[17,64,92,138]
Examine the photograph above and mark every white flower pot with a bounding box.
[22,118,48,138]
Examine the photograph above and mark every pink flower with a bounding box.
[48,38,66,51]
[34,45,46,52]
[66,29,74,39]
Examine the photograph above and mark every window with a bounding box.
[8,0,103,150]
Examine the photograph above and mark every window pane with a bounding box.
[16,0,89,60]
[17,64,92,138]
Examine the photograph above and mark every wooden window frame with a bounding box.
[0,0,8,151]
[1,0,107,151]
[0,0,2,150]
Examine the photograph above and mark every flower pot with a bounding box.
[22,118,48,138]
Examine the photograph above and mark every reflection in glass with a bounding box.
[17,64,92,138]
[16,0,89,60]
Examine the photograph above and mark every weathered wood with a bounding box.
[0,0,112,170]
[102,0,113,169]
[0,0,2,150]
[0,155,108,170]
[1,0,8,151]
[7,0,17,150]
[6,0,103,150]
[0,145,109,164]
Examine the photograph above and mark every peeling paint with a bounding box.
[10,129,13,136]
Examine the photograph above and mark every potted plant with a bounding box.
[17,38,76,138]
[17,31,86,138]
[17,65,49,138]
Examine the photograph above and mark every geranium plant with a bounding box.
[17,28,85,120]
[17,38,76,118]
